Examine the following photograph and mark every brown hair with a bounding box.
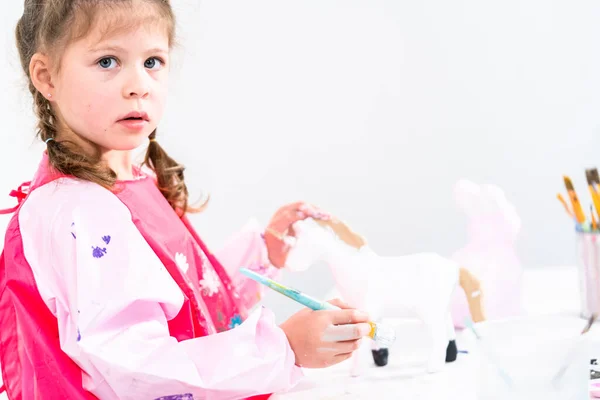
[15,0,196,215]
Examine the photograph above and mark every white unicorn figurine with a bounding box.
[284,217,484,377]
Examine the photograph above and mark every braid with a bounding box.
[143,130,192,215]
[31,85,57,142]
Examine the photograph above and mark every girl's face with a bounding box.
[51,9,170,153]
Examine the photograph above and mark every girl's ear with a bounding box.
[30,52,55,100]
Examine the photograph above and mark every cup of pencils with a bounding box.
[558,169,600,319]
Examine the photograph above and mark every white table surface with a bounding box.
[272,265,600,400]
[0,266,596,400]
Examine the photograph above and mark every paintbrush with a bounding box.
[564,176,586,224]
[586,169,600,220]
[240,267,396,347]
[557,193,574,219]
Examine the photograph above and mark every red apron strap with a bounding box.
[0,181,31,215]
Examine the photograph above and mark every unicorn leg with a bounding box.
[371,340,389,367]
[350,338,371,377]
[445,313,458,362]
[424,316,448,373]
[365,315,389,367]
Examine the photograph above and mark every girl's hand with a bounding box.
[279,299,371,368]
[264,202,332,268]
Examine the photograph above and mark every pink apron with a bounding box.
[0,154,270,399]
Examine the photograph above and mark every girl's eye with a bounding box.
[98,57,118,69]
[144,57,163,70]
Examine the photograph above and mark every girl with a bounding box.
[0,1,371,399]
